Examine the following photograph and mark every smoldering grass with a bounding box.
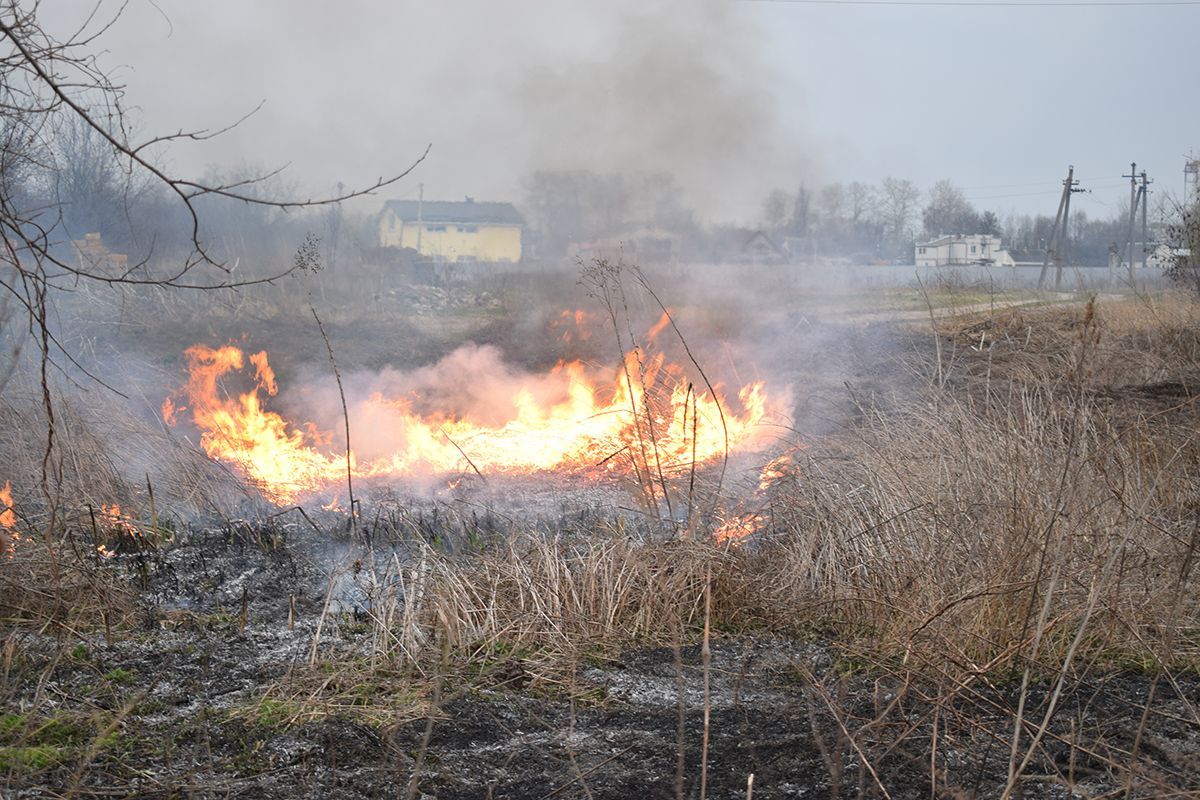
[3,286,1200,794]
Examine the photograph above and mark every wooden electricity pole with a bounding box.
[1038,166,1080,290]
[1124,163,1140,283]
[1140,171,1151,268]
[1056,170,1083,290]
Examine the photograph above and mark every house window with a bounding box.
[460,225,478,233]
[970,245,977,254]
[427,224,447,232]
[919,247,926,254]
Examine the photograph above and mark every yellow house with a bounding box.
[378,197,523,263]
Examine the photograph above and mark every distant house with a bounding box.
[915,234,1014,267]
[734,230,786,265]
[378,197,524,263]
[706,227,788,265]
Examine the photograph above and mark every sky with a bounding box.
[37,0,1200,224]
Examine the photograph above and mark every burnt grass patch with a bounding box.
[5,293,1200,797]
[2,515,1199,798]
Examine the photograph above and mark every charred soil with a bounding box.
[4,289,1200,798]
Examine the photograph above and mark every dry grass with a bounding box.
[311,293,1199,688]
[5,286,1200,794]
[0,369,253,637]
[285,291,1199,795]
[357,528,731,679]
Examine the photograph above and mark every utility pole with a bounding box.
[416,182,424,254]
[1140,171,1151,269]
[1038,165,1077,290]
[1186,154,1198,205]
[1056,170,1083,290]
[1123,163,1139,283]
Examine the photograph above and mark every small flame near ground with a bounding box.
[1,480,18,558]
[164,325,782,506]
[93,505,147,558]
[713,452,800,545]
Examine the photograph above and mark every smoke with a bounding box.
[37,0,813,222]
[288,344,586,464]
[512,0,811,218]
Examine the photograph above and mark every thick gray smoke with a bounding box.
[37,0,812,221]
[512,0,811,217]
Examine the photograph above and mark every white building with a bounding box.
[915,234,1014,267]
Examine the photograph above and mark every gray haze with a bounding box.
[38,0,1200,222]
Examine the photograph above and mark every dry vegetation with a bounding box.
[2,287,1199,797]
[254,290,1200,796]
[314,292,1200,674]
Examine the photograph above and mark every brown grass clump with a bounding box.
[359,530,733,680]
[343,293,1200,687]
[0,374,245,638]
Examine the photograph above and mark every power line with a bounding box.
[964,189,1063,200]
[745,0,1198,7]
[962,179,1063,190]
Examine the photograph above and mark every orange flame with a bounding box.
[0,481,13,530]
[713,451,802,545]
[165,343,778,505]
[99,504,142,538]
[714,513,766,545]
[553,309,595,344]
[1,481,18,558]
[757,453,793,492]
[646,310,673,341]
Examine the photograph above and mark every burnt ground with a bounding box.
[3,520,1199,799]
[6,291,1200,797]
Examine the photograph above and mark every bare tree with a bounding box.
[523,169,692,257]
[1165,184,1200,292]
[878,176,920,257]
[788,184,812,237]
[761,189,790,233]
[921,179,980,238]
[0,1,425,489]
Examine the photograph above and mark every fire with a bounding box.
[93,504,144,553]
[713,451,801,545]
[646,310,673,341]
[553,309,595,344]
[165,341,778,505]
[757,453,793,492]
[99,504,138,535]
[0,481,13,530]
[1,480,17,558]
[714,513,766,545]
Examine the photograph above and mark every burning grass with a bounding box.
[3,287,1200,796]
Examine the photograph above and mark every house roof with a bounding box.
[743,230,786,255]
[918,234,999,247]
[383,199,524,225]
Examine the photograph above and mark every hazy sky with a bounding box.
[38,0,1200,223]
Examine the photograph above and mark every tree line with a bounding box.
[522,171,1179,266]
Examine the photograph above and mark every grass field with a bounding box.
[1,275,1198,797]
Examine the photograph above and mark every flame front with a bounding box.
[0,481,13,530]
[165,343,776,504]
[713,453,800,545]
[1,480,18,558]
